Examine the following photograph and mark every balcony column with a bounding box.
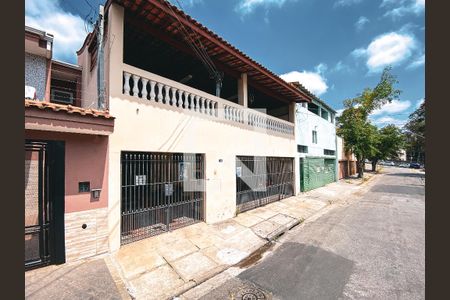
[238,73,248,124]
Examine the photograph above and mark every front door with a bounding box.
[25,140,65,270]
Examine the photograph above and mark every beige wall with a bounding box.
[105,3,299,252]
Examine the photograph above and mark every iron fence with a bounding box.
[121,152,205,245]
[236,156,294,213]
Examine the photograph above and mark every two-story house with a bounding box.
[76,0,314,251]
[290,81,338,192]
[25,26,114,270]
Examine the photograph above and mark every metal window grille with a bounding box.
[236,156,294,213]
[121,152,205,245]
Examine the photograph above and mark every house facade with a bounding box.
[24,26,114,269]
[291,87,338,192]
[75,0,314,252]
[337,136,357,179]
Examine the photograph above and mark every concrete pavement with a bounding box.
[182,167,424,300]
[25,170,377,300]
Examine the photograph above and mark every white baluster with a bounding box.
[157,83,163,102]
[171,88,177,105]
[205,99,210,115]
[132,75,140,97]
[164,86,171,104]
[141,78,148,99]
[176,90,183,107]
[149,81,156,101]
[200,98,204,113]
[194,96,199,112]
[123,72,131,95]
[183,91,189,109]
[214,102,218,117]
[189,94,195,110]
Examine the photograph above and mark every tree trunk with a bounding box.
[357,159,364,178]
[371,160,378,172]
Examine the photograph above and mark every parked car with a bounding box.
[409,162,421,169]
[399,163,409,168]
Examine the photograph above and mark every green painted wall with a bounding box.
[300,157,336,192]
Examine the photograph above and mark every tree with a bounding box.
[337,66,401,178]
[404,100,425,164]
[368,125,406,171]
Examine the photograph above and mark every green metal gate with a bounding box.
[300,157,336,192]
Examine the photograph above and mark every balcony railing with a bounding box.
[122,63,294,137]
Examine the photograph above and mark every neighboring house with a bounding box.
[289,83,338,192]
[337,136,357,179]
[24,26,115,270]
[76,0,314,254]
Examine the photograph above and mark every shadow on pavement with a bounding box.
[385,173,425,178]
[237,243,355,300]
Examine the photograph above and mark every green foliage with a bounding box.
[404,100,425,162]
[369,125,406,163]
[336,66,401,177]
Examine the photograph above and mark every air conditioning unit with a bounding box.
[51,89,74,104]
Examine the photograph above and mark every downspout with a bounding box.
[334,121,338,182]
[97,5,105,110]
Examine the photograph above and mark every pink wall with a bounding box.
[25,130,109,213]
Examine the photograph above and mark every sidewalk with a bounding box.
[25,176,373,300]
[111,178,368,300]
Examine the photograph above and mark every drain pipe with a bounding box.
[97,5,105,110]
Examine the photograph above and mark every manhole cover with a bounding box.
[233,286,269,300]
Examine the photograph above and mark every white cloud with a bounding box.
[355,16,369,31]
[415,98,424,108]
[334,0,364,7]
[25,0,86,63]
[370,100,411,116]
[235,0,295,15]
[330,61,352,73]
[383,0,425,19]
[351,32,416,72]
[372,116,407,127]
[406,54,425,69]
[280,66,329,96]
[336,108,344,117]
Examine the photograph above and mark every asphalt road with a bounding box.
[202,167,425,300]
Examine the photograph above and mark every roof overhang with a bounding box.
[103,0,312,104]
[25,100,115,136]
[25,26,53,59]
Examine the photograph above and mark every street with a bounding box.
[195,167,425,300]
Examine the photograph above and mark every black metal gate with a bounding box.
[236,156,294,213]
[121,152,205,245]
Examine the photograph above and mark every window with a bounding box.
[321,108,329,121]
[51,88,74,104]
[297,145,308,153]
[324,149,335,156]
[308,103,320,116]
[312,130,318,144]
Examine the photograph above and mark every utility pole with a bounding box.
[97,5,105,110]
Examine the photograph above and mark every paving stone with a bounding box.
[209,219,247,240]
[233,213,265,228]
[130,264,185,300]
[171,251,219,282]
[156,238,199,263]
[246,207,279,220]
[251,220,283,239]
[268,213,297,226]
[114,246,166,279]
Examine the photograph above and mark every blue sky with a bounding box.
[25,0,425,127]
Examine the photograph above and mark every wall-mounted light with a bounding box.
[91,189,101,199]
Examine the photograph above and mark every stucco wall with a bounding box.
[296,104,337,157]
[25,53,47,100]
[25,130,109,213]
[105,2,298,252]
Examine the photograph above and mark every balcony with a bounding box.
[122,63,295,138]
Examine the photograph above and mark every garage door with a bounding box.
[236,156,294,213]
[121,152,205,245]
[300,157,336,192]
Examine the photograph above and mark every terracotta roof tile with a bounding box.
[25,99,114,119]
